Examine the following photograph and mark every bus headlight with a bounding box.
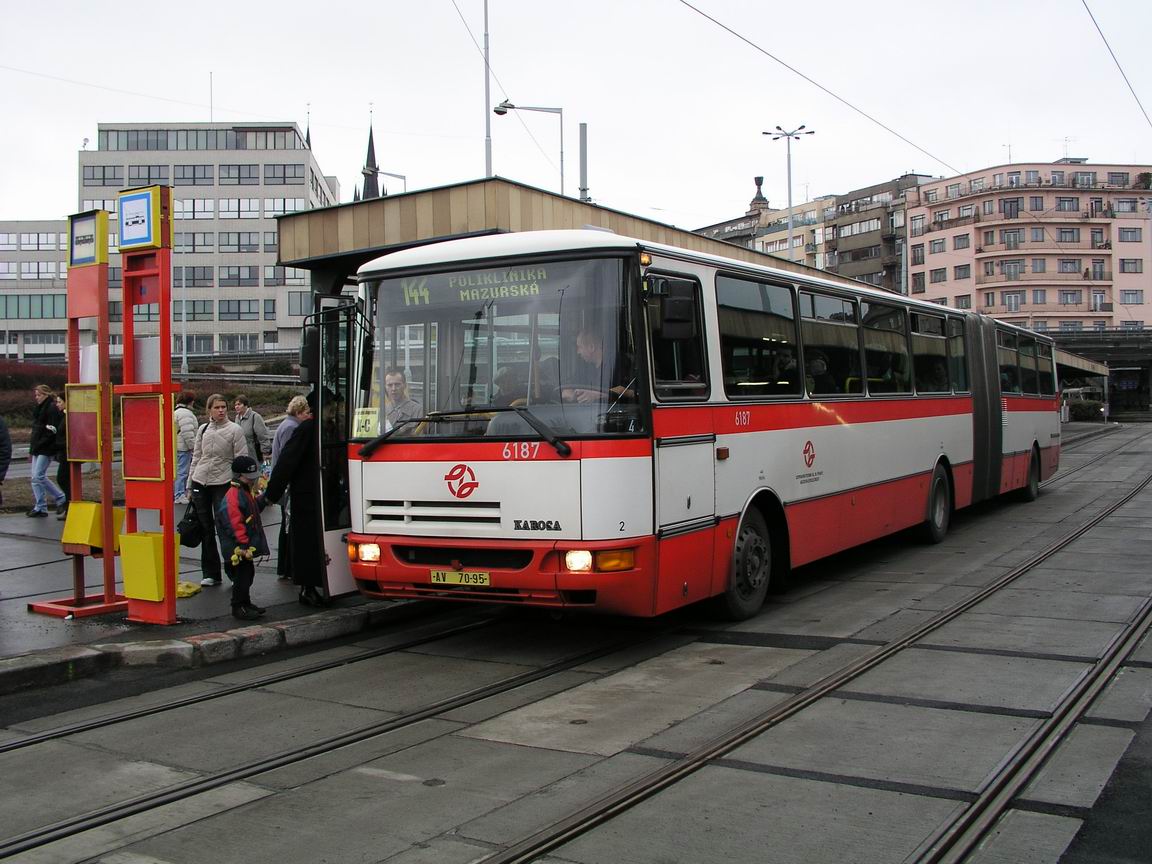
[356,543,381,562]
[564,550,593,572]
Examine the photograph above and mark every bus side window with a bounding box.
[997,329,1021,393]
[647,276,709,400]
[799,291,861,396]
[1036,342,1056,396]
[1018,337,1040,394]
[716,274,800,398]
[947,318,969,392]
[861,301,912,395]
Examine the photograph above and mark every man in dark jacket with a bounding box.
[214,455,270,620]
[29,384,66,517]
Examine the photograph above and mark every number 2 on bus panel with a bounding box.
[502,442,542,460]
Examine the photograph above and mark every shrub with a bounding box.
[1068,400,1105,422]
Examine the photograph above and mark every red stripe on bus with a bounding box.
[351,438,653,463]
[1003,395,1060,411]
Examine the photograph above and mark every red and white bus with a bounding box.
[329,230,1059,619]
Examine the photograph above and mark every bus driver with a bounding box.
[561,328,634,404]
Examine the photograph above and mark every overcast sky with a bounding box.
[2,0,1150,230]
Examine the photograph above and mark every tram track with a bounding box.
[0,616,684,859]
[476,463,1152,864]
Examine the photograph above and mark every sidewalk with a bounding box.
[0,420,1127,695]
[0,500,421,694]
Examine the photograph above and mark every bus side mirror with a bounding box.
[299,327,318,384]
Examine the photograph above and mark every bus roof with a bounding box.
[356,229,1051,341]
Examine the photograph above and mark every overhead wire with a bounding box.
[1080,0,1152,132]
[675,0,962,176]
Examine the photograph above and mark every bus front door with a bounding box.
[653,433,717,613]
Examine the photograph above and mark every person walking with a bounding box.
[28,384,66,518]
[214,455,270,621]
[54,395,70,520]
[0,413,11,507]
[269,395,310,583]
[263,413,326,606]
[233,395,271,465]
[173,392,197,504]
[188,393,247,586]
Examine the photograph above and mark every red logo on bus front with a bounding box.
[803,440,816,468]
[444,463,479,499]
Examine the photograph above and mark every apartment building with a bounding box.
[0,121,338,359]
[905,159,1152,332]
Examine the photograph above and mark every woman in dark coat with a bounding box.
[262,417,326,605]
[28,384,67,517]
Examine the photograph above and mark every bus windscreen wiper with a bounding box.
[509,405,571,456]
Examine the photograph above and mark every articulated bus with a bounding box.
[315,229,1059,620]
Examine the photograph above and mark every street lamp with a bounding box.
[380,171,408,193]
[494,99,565,196]
[764,125,815,262]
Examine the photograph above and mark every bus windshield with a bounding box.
[354,256,647,442]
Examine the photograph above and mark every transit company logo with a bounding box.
[803,440,816,468]
[444,464,479,499]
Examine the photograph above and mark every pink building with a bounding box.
[905,159,1152,333]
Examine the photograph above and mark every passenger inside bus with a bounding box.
[384,369,423,431]
[805,350,839,394]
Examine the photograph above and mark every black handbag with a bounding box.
[177,498,203,548]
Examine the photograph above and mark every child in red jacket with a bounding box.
[213,455,270,620]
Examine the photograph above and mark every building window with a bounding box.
[218,266,259,287]
[263,330,279,345]
[20,262,56,280]
[970,177,986,193]
[187,334,214,353]
[1032,258,1046,274]
[1115,199,1138,213]
[953,264,971,281]
[929,268,946,284]
[264,163,306,185]
[955,295,971,309]
[1057,228,1080,243]
[1033,320,1048,332]
[174,198,214,220]
[1074,172,1096,187]
[288,291,310,316]
[1058,259,1081,274]
[264,299,276,320]
[173,164,213,185]
[910,215,925,236]
[945,183,960,199]
[1033,289,1047,305]
[911,244,924,265]
[1118,228,1142,242]
[20,233,57,250]
[1119,259,1144,274]
[172,299,214,321]
[958,204,974,218]
[953,234,970,250]
[983,292,994,307]
[1029,196,1044,211]
[1121,320,1144,330]
[1120,289,1144,304]
[263,266,285,287]
[1107,172,1130,185]
[1055,197,1079,212]
[924,189,938,203]
[176,266,214,288]
[911,272,925,293]
[929,238,945,254]
[263,232,278,252]
[983,230,995,246]
[933,210,950,223]
[0,262,16,280]
[1059,321,1083,332]
[82,165,123,186]
[219,333,262,352]
[219,299,260,320]
[218,232,260,253]
[174,231,214,253]
[0,233,16,251]
[264,198,306,218]
[128,164,169,185]
[1003,291,1024,312]
[1059,290,1083,305]
[218,164,260,185]
[984,261,995,276]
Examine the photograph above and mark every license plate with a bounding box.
[429,570,490,586]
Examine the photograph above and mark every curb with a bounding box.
[0,599,432,696]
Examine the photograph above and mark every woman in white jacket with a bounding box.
[188,393,247,586]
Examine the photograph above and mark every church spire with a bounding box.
[305,102,312,149]
[361,107,380,200]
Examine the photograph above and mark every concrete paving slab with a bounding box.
[1131,631,1152,665]
[635,687,789,755]
[905,584,985,611]
[256,717,463,790]
[8,678,226,734]
[1084,666,1152,723]
[0,739,198,837]
[373,836,495,864]
[437,669,600,725]
[723,581,951,638]
[201,643,367,685]
[70,689,390,774]
[972,587,1145,624]
[730,697,1038,792]
[121,735,597,864]
[763,642,876,687]
[963,808,1082,864]
[1021,724,1135,809]
[457,751,663,848]
[1012,566,1152,596]
[853,608,938,641]
[262,651,537,714]
[921,613,1124,660]
[460,643,804,757]
[17,781,272,864]
[844,648,1089,713]
[553,763,963,864]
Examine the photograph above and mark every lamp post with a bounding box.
[494,99,564,196]
[764,125,814,262]
[380,171,408,193]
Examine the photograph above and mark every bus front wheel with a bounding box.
[717,508,772,620]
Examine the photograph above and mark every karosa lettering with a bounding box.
[513,519,563,531]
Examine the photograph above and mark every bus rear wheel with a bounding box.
[717,508,772,620]
[1017,446,1041,502]
[919,465,951,544]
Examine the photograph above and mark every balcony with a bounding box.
[975,270,1112,286]
[980,301,1114,317]
[922,213,981,233]
[976,239,1113,253]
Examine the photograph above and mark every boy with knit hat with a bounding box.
[213,455,270,620]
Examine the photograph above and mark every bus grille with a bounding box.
[365,499,501,528]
